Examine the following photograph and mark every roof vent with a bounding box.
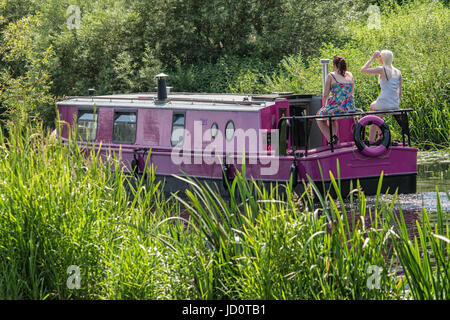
[155,73,168,104]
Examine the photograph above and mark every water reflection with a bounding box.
[417,161,450,193]
[371,192,450,213]
[349,152,449,233]
[415,151,449,213]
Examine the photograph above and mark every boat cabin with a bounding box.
[57,92,324,155]
[56,71,417,196]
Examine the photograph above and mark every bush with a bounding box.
[168,56,276,93]
[0,14,56,128]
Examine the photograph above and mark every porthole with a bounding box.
[225,120,235,141]
[171,112,186,147]
[211,122,218,140]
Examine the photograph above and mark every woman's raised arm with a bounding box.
[361,51,383,75]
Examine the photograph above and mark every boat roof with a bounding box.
[56,92,291,112]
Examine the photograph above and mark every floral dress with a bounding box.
[318,80,355,116]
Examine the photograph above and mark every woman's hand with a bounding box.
[361,51,383,74]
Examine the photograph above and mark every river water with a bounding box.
[417,150,449,190]
[414,150,449,212]
[361,150,449,231]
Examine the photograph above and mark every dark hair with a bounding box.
[333,55,347,77]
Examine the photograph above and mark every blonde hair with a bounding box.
[380,50,393,66]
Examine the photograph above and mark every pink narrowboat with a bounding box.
[56,64,417,196]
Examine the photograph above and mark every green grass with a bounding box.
[0,121,448,299]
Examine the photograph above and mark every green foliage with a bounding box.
[389,192,450,299]
[139,0,367,64]
[42,0,164,95]
[1,0,367,95]
[169,56,276,93]
[0,0,36,30]
[0,14,56,128]
[1,122,448,299]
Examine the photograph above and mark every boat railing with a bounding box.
[277,108,415,156]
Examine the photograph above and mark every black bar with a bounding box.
[402,112,406,147]
[405,111,411,146]
[328,116,334,153]
[290,118,296,153]
[304,117,309,157]
[0,300,435,319]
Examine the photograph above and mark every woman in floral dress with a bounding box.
[316,55,355,145]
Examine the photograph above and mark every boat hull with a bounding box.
[75,139,417,197]
[297,142,418,195]
[145,171,417,198]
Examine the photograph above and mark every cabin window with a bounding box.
[211,122,218,140]
[171,112,185,147]
[77,110,98,142]
[113,111,137,144]
[225,120,235,141]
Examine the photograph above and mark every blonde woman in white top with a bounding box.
[361,50,402,143]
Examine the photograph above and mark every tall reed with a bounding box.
[0,121,448,299]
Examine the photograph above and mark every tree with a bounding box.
[0,14,56,128]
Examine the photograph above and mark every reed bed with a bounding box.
[0,122,448,299]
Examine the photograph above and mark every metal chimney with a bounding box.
[155,73,168,103]
[320,59,330,95]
